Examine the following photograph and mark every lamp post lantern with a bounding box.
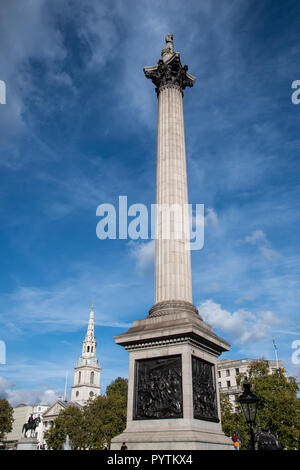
[237,380,261,450]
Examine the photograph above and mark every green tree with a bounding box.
[105,377,128,445]
[245,360,300,450]
[83,377,128,449]
[44,418,66,450]
[220,393,249,448]
[44,377,128,450]
[220,359,300,450]
[0,399,14,441]
[83,395,109,449]
[44,405,87,450]
[220,393,237,437]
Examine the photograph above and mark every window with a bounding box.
[227,380,231,388]
[76,391,79,397]
[90,371,94,384]
[89,391,94,398]
[78,371,81,384]
[218,371,221,378]
[226,369,230,376]
[87,346,90,353]
[218,382,221,388]
[235,368,239,374]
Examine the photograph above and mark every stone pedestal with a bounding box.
[111,310,232,450]
[17,437,39,450]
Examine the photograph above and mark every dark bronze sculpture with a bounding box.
[22,414,41,438]
[192,356,219,422]
[143,33,195,97]
[144,58,194,96]
[133,355,183,420]
[254,428,282,450]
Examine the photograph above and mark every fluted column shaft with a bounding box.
[155,84,192,304]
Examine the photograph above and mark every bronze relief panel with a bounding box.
[192,355,219,422]
[133,355,183,420]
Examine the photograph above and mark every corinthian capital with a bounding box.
[144,34,195,95]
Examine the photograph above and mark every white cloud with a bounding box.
[0,376,13,400]
[0,0,68,142]
[129,240,155,275]
[245,229,267,245]
[11,389,58,407]
[205,207,218,226]
[75,1,120,68]
[198,299,283,345]
[244,229,281,261]
[259,245,281,261]
[192,207,218,230]
[0,270,134,336]
[0,0,121,148]
[0,375,59,407]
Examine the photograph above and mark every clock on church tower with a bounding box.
[71,305,101,405]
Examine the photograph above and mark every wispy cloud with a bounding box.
[129,240,155,276]
[0,375,60,407]
[198,299,283,345]
[244,229,281,261]
[0,0,67,143]
[0,270,134,337]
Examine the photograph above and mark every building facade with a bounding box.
[217,358,284,407]
[33,404,49,447]
[2,403,48,449]
[71,306,101,405]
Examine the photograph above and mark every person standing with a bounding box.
[231,433,240,450]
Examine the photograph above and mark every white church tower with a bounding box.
[71,305,101,405]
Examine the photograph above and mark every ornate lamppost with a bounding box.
[237,380,261,450]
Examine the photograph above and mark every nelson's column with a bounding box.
[111,35,232,450]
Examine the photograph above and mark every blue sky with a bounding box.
[0,0,299,405]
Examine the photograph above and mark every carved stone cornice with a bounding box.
[123,333,223,357]
[114,310,231,356]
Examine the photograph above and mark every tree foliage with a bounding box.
[0,399,14,440]
[220,393,237,437]
[44,405,87,450]
[84,377,128,449]
[44,377,128,450]
[220,359,300,450]
[220,393,250,448]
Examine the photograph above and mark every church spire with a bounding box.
[71,305,101,405]
[85,304,95,341]
[82,305,97,358]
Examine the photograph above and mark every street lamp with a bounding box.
[237,380,261,450]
